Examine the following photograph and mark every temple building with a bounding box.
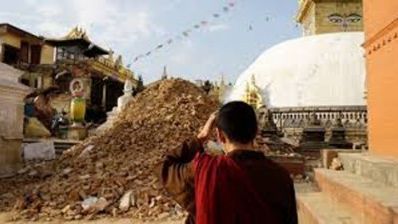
[1,24,137,124]
[229,0,367,146]
[43,27,137,115]
[0,23,54,88]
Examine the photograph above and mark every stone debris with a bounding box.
[81,197,99,211]
[78,145,94,158]
[0,79,219,221]
[255,135,298,156]
[119,191,133,211]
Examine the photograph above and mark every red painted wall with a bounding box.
[364,0,398,158]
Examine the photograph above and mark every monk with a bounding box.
[158,101,297,224]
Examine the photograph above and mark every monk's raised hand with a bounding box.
[197,111,218,144]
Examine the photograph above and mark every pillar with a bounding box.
[0,63,31,177]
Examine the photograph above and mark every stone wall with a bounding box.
[364,0,398,158]
[40,44,55,65]
[0,93,25,177]
[0,139,22,177]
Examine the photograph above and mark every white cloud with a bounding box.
[36,5,60,18]
[24,0,38,6]
[36,21,67,37]
[207,23,229,32]
[2,0,161,51]
[163,0,183,11]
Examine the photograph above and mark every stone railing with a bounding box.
[270,106,367,145]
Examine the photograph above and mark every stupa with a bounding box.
[229,0,365,108]
[95,78,134,134]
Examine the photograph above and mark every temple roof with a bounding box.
[45,26,109,57]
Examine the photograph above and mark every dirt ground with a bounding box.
[0,213,184,224]
[0,183,315,224]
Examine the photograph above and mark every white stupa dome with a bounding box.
[228,32,366,107]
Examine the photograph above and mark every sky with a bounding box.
[0,0,300,84]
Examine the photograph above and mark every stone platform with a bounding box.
[298,192,360,224]
[268,155,305,175]
[298,153,398,224]
[339,152,398,188]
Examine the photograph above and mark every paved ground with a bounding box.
[0,213,184,224]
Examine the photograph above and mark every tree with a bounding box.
[134,75,145,96]
[202,80,213,94]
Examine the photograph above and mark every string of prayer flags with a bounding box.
[131,0,238,64]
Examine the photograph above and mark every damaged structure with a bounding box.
[0,24,138,139]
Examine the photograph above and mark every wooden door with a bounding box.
[30,45,42,65]
[20,41,29,63]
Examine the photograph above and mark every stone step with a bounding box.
[315,168,398,224]
[339,152,398,188]
[23,138,80,156]
[297,192,362,224]
[54,142,77,155]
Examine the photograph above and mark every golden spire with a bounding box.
[66,26,89,41]
[242,74,263,109]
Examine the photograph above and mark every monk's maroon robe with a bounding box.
[158,138,297,224]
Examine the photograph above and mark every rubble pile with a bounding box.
[0,79,219,221]
[255,135,298,156]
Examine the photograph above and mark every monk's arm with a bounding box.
[286,181,298,224]
[166,138,203,163]
[156,137,203,213]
